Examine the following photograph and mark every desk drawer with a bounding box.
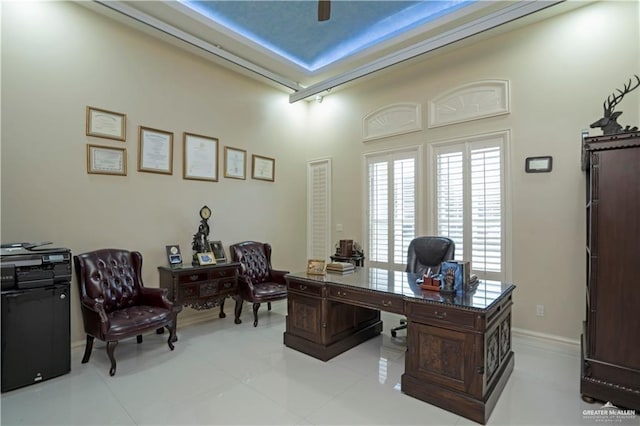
[288,281,323,297]
[408,303,478,330]
[328,286,403,314]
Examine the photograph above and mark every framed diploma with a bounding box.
[86,144,127,176]
[138,126,173,174]
[224,146,246,180]
[251,154,275,182]
[183,132,218,181]
[86,106,126,141]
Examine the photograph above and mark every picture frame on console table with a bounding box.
[196,252,216,266]
[165,244,183,267]
[86,106,126,141]
[183,132,218,181]
[211,241,227,263]
[251,154,275,182]
[138,126,173,174]
[86,144,127,176]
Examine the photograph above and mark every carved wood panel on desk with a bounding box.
[401,292,514,424]
[158,263,241,333]
[285,278,381,361]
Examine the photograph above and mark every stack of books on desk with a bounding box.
[326,262,355,274]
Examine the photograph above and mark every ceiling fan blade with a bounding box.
[318,0,330,21]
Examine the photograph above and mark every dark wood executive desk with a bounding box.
[284,268,515,424]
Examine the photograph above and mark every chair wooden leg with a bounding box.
[234,297,243,324]
[167,320,176,351]
[81,335,94,364]
[106,341,118,376]
[219,298,226,318]
[267,302,272,311]
[136,335,143,344]
[252,303,261,327]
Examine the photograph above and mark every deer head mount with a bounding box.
[590,74,640,135]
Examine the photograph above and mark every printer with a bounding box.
[1,242,72,392]
[0,242,71,290]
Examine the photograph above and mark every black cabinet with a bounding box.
[581,132,640,409]
[1,283,71,392]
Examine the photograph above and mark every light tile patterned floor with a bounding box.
[1,301,637,425]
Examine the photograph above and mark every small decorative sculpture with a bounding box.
[192,205,212,265]
[590,75,639,135]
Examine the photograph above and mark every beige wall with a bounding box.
[304,0,639,341]
[2,1,638,344]
[1,1,310,343]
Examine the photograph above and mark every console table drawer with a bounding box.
[179,283,199,299]
[408,303,478,330]
[179,272,209,284]
[217,279,236,294]
[328,286,403,314]
[178,280,236,299]
[209,268,236,279]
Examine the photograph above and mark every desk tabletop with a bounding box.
[286,267,515,311]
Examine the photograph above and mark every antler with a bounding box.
[604,74,640,115]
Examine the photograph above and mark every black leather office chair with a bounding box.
[390,236,455,337]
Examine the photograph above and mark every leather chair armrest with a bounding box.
[80,297,109,337]
[270,269,290,284]
[238,274,255,288]
[237,274,256,300]
[139,287,173,310]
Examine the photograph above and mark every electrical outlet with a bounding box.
[536,304,545,317]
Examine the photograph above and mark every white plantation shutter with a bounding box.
[436,152,465,259]
[307,159,331,261]
[366,149,418,270]
[368,160,389,263]
[433,134,506,281]
[470,146,502,273]
[393,158,416,264]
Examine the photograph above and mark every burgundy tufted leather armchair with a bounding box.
[74,249,180,376]
[229,241,289,327]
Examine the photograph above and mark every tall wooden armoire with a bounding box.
[581,131,640,409]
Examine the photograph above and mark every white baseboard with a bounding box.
[512,327,579,345]
[512,327,580,357]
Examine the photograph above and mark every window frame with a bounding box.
[427,130,511,282]
[363,145,422,271]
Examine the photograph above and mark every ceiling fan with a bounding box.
[318,0,331,21]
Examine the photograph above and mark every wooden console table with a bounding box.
[284,268,515,424]
[158,263,242,330]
